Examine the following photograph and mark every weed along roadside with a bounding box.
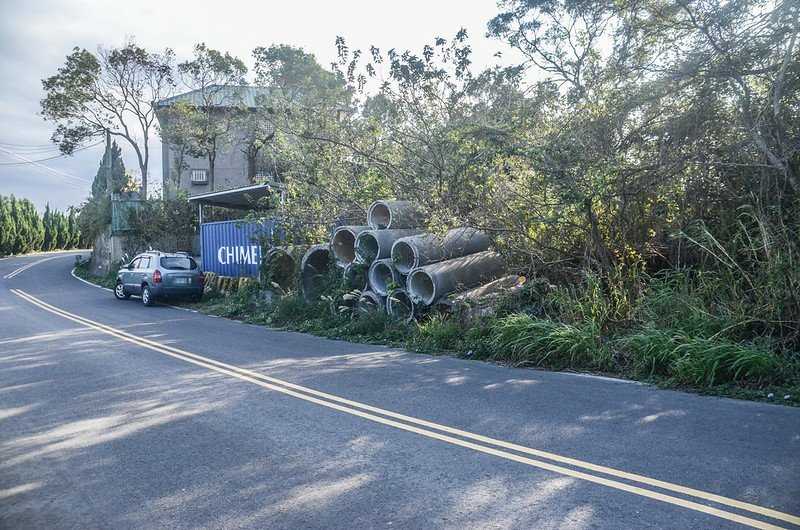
[75,198,799,407]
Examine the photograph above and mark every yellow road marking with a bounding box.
[11,289,798,529]
[3,256,63,279]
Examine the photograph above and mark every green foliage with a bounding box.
[124,196,198,255]
[671,338,783,387]
[91,141,128,197]
[76,142,129,245]
[413,314,466,353]
[0,195,17,256]
[73,256,117,289]
[166,44,250,191]
[10,197,44,254]
[617,328,685,378]
[490,314,607,370]
[40,39,175,197]
[0,195,80,256]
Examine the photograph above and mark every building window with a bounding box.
[191,169,208,184]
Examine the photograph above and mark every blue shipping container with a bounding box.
[201,219,280,277]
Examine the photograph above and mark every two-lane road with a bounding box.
[1,252,798,529]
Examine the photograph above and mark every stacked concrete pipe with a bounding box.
[386,288,415,323]
[368,258,405,296]
[300,244,333,301]
[357,291,386,313]
[262,246,297,291]
[367,200,427,229]
[343,262,369,291]
[355,229,422,264]
[331,225,370,267]
[391,227,490,275]
[436,275,523,316]
[407,250,507,306]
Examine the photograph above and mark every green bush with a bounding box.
[617,328,687,377]
[671,338,784,387]
[490,313,607,370]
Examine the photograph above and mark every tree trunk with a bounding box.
[584,197,613,273]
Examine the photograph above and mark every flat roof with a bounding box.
[187,184,274,209]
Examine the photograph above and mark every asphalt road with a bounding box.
[1,252,798,529]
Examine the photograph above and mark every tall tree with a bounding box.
[165,43,248,191]
[40,40,175,199]
[11,198,44,254]
[43,203,55,251]
[0,196,16,256]
[66,207,81,249]
[91,141,127,197]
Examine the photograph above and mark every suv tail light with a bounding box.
[199,270,205,283]
[153,269,162,283]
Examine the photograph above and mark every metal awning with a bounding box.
[187,184,274,209]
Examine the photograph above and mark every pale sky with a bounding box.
[0,0,513,212]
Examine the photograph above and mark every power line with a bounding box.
[0,141,104,166]
[0,146,94,186]
[0,140,60,148]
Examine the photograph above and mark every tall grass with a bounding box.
[490,314,609,370]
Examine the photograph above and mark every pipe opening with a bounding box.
[301,246,332,300]
[391,241,417,275]
[343,262,368,290]
[355,232,379,263]
[368,261,395,296]
[358,291,385,313]
[408,270,436,305]
[264,249,296,291]
[332,228,357,265]
[387,289,414,322]
[369,203,391,229]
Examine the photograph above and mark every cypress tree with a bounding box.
[0,195,16,256]
[55,209,69,249]
[92,141,127,197]
[67,207,81,248]
[43,203,55,251]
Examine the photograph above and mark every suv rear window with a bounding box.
[160,256,197,270]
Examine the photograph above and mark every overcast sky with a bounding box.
[0,0,512,212]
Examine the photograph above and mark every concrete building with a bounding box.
[155,86,279,199]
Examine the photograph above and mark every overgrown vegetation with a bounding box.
[52,0,800,404]
[179,260,796,404]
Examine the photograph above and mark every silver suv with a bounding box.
[114,251,204,306]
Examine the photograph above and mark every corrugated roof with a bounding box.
[187,183,276,209]
[156,85,272,109]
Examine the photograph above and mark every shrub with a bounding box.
[490,313,607,370]
[671,338,784,387]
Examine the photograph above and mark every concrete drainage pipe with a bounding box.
[263,247,297,292]
[367,200,426,230]
[407,250,506,306]
[387,288,415,323]
[354,229,422,264]
[343,262,369,291]
[331,226,370,266]
[357,290,386,313]
[368,258,404,296]
[391,228,490,275]
[300,244,332,301]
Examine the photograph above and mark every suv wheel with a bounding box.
[114,281,130,300]
[142,285,155,307]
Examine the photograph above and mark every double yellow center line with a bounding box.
[3,256,61,279]
[11,288,798,529]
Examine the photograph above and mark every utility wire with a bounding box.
[0,140,61,148]
[0,141,104,166]
[0,146,94,186]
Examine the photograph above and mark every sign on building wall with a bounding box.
[200,219,281,277]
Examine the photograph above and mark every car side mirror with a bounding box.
[127,263,135,270]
